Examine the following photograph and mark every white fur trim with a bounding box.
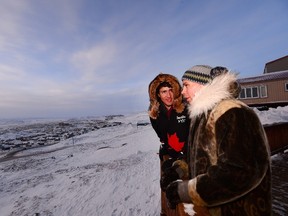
[188,72,237,119]
[183,203,195,216]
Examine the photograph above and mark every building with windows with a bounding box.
[238,55,288,154]
[238,55,288,109]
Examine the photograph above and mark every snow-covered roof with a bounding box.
[238,70,288,84]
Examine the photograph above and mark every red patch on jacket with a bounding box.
[167,133,184,152]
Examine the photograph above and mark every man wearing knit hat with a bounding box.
[164,65,272,215]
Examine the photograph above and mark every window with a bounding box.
[240,88,246,99]
[246,88,252,98]
[285,83,288,92]
[260,85,267,98]
[239,86,260,99]
[252,87,259,98]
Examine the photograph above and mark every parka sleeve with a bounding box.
[150,117,163,142]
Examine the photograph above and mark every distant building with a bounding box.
[238,55,288,108]
[264,55,288,74]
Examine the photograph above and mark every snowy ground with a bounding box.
[0,107,288,216]
[0,112,160,216]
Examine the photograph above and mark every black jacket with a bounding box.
[150,103,190,158]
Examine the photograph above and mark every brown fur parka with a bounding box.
[178,72,272,215]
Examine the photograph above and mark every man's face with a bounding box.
[158,86,174,109]
[181,80,204,103]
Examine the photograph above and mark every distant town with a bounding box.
[0,115,123,151]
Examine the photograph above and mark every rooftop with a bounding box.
[238,70,288,83]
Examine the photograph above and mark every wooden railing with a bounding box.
[263,122,288,155]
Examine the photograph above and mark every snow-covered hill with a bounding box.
[0,107,288,216]
[0,112,160,215]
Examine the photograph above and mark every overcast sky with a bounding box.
[1,0,287,119]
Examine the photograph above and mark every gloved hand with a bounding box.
[161,158,177,172]
[165,180,182,209]
[160,159,189,191]
[167,148,184,160]
[166,180,191,209]
[160,163,179,191]
[159,143,168,161]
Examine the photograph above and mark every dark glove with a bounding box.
[159,143,168,161]
[161,158,177,172]
[165,180,182,209]
[166,180,191,209]
[160,159,189,191]
[167,148,184,160]
[160,162,179,191]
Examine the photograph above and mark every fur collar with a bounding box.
[188,72,238,119]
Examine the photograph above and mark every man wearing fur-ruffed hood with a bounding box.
[148,73,190,216]
[148,73,190,158]
[164,65,272,215]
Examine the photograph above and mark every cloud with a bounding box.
[0,0,287,118]
[0,64,25,81]
[70,40,118,82]
[0,2,22,47]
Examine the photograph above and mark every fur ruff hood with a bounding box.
[148,73,185,119]
[188,72,240,119]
